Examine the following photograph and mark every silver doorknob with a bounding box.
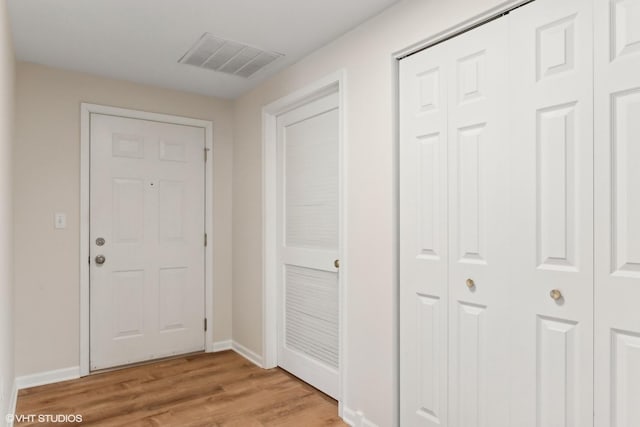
[95,255,106,265]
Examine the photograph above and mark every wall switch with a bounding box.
[54,213,67,229]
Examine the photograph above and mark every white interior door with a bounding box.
[446,18,511,427]
[399,37,450,427]
[400,15,511,426]
[594,0,640,425]
[508,0,594,425]
[90,113,206,371]
[276,91,340,399]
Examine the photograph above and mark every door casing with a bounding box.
[262,71,346,414]
[80,103,215,376]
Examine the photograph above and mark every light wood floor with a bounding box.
[15,351,347,426]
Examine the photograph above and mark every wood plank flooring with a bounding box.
[15,351,347,426]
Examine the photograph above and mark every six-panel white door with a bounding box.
[508,0,594,425]
[445,19,511,427]
[594,0,640,425]
[400,38,450,427]
[400,16,512,426]
[276,92,340,399]
[90,114,206,371]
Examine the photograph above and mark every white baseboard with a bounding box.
[231,341,263,367]
[14,366,80,390]
[343,407,378,427]
[6,380,18,427]
[209,339,232,352]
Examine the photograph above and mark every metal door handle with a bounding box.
[95,255,106,265]
[466,278,475,289]
[334,259,340,269]
[550,289,562,301]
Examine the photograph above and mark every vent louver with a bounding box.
[179,33,283,78]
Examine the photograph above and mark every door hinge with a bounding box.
[204,233,208,247]
[204,318,208,332]
[88,256,91,264]
[204,148,209,162]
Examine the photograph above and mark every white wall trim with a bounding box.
[262,70,348,415]
[79,103,215,376]
[231,341,264,368]
[7,380,18,427]
[210,340,232,352]
[15,367,80,390]
[342,407,378,427]
[392,0,532,59]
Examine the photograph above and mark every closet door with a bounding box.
[508,0,594,426]
[446,18,511,427]
[400,16,510,426]
[594,0,640,426]
[399,40,449,427]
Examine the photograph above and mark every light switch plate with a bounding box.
[54,213,67,229]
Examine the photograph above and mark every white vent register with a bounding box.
[179,33,283,78]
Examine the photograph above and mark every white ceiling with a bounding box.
[8,0,400,99]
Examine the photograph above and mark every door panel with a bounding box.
[276,92,340,399]
[90,114,205,370]
[400,16,510,427]
[594,0,640,425]
[447,18,510,427]
[508,0,593,425]
[400,40,449,427]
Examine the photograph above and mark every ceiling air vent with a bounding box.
[179,33,283,78]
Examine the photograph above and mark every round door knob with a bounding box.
[466,278,475,289]
[95,255,106,265]
[550,289,562,301]
[334,259,340,269]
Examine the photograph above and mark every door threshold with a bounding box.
[89,351,206,375]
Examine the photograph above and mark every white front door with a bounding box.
[89,113,206,371]
[276,91,340,399]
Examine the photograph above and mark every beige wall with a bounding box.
[13,62,234,376]
[232,0,509,424]
[0,0,14,420]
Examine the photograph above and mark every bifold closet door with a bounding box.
[399,39,449,427]
[594,0,640,426]
[446,18,511,427]
[508,0,594,426]
[399,16,510,427]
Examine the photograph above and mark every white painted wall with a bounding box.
[232,0,511,424]
[0,0,14,422]
[13,62,234,376]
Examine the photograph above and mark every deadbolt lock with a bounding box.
[96,237,105,246]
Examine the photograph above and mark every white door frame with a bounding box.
[79,103,215,376]
[262,71,347,410]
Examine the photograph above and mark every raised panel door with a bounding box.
[508,0,594,425]
[594,0,640,425]
[400,40,449,427]
[90,114,205,370]
[445,17,511,427]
